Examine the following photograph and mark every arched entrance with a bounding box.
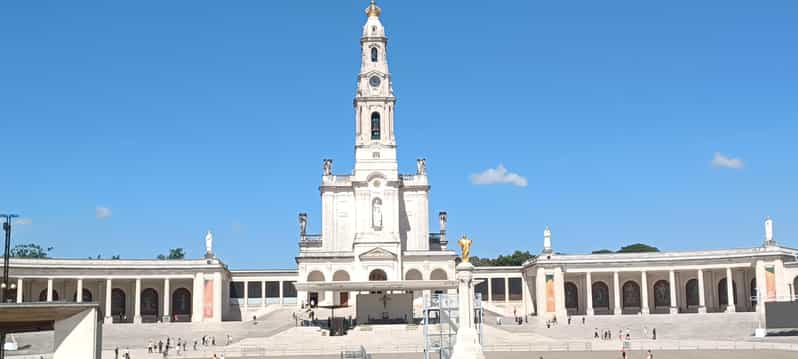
[111,289,126,320]
[653,280,670,308]
[332,270,351,305]
[564,282,579,312]
[591,282,610,309]
[622,281,641,310]
[405,269,423,281]
[718,278,738,307]
[38,289,59,302]
[369,269,388,281]
[429,269,447,280]
[686,279,699,307]
[140,288,159,321]
[171,288,192,322]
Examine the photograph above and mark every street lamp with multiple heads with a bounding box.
[1,214,20,304]
[1,213,19,359]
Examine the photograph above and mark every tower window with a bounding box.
[371,47,378,62]
[371,112,381,140]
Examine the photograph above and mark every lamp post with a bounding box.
[1,213,19,359]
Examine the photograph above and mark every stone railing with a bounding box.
[299,234,323,248]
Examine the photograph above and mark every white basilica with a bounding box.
[2,1,798,326]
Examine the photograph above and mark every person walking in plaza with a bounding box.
[646,349,653,359]
[652,328,657,340]
[114,346,119,359]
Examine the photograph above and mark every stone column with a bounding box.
[521,274,530,315]
[163,278,171,322]
[16,278,23,303]
[697,269,706,313]
[640,271,649,315]
[585,272,594,316]
[487,277,492,302]
[76,278,83,303]
[192,273,204,323]
[726,267,736,312]
[134,278,142,323]
[279,280,285,305]
[47,278,54,302]
[105,279,113,324]
[613,272,621,315]
[243,281,249,312]
[261,281,267,309]
[504,276,510,303]
[669,270,678,314]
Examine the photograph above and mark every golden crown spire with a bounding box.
[365,0,381,17]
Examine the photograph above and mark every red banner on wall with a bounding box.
[766,266,776,300]
[204,280,214,318]
[546,274,555,313]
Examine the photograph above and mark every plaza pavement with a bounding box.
[6,307,798,358]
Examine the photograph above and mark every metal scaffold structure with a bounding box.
[422,293,484,359]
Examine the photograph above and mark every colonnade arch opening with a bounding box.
[686,279,700,307]
[38,289,59,302]
[369,269,388,281]
[171,288,192,322]
[653,280,670,308]
[718,279,738,307]
[306,270,325,307]
[111,289,126,319]
[591,281,610,309]
[622,281,641,310]
[430,269,447,281]
[72,288,93,302]
[564,282,579,312]
[405,269,423,281]
[140,288,159,321]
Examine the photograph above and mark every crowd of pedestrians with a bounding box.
[112,333,234,358]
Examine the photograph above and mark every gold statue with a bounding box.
[458,235,472,263]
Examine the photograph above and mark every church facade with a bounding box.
[2,2,798,325]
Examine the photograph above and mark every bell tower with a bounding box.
[354,0,398,179]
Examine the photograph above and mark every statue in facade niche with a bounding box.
[416,158,426,175]
[372,199,383,230]
[439,211,447,232]
[299,213,308,236]
[458,235,472,263]
[205,230,213,257]
[322,159,333,176]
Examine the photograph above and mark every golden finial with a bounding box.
[365,0,381,18]
[458,235,473,263]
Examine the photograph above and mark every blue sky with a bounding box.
[1,1,796,269]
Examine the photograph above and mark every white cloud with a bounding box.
[13,218,32,225]
[712,152,744,170]
[470,164,528,187]
[96,206,112,220]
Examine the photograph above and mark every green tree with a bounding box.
[591,249,614,254]
[617,243,660,253]
[469,250,535,266]
[10,243,53,258]
[157,248,186,260]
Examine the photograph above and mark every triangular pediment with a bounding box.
[359,247,397,260]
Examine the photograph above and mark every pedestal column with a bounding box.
[585,272,594,316]
[726,267,736,312]
[697,269,706,314]
[16,278,23,303]
[105,279,113,324]
[487,278,492,302]
[504,276,509,303]
[163,278,171,322]
[76,278,83,303]
[613,272,621,315]
[640,271,649,315]
[134,278,142,323]
[47,278,53,302]
[243,281,249,312]
[669,270,678,314]
[450,262,485,359]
